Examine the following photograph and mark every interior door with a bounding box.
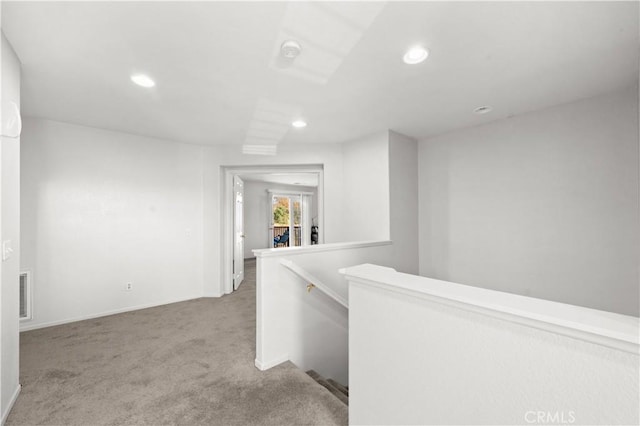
[233,176,245,290]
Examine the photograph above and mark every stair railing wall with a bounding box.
[280,259,348,308]
[342,264,640,425]
[253,241,392,385]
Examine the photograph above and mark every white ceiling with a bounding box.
[2,1,638,146]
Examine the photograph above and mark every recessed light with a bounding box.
[292,120,307,128]
[403,46,429,64]
[473,106,493,114]
[131,74,155,88]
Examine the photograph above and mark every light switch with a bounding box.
[2,240,13,261]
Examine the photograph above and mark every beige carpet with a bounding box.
[7,259,348,425]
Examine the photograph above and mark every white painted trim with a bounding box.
[221,165,325,295]
[0,101,22,139]
[222,167,234,296]
[280,259,348,308]
[254,240,392,258]
[254,355,289,371]
[20,296,202,332]
[1,384,21,425]
[200,151,206,298]
[341,264,640,355]
[266,189,315,196]
[316,171,325,245]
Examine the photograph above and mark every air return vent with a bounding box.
[19,271,32,320]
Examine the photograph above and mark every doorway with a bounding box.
[221,165,324,295]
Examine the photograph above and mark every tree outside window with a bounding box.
[273,196,290,225]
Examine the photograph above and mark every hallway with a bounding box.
[7,260,347,425]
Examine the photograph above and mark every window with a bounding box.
[270,192,312,248]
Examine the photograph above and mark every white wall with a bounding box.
[341,132,390,241]
[20,120,392,312]
[419,88,639,316]
[255,241,396,385]
[252,152,421,380]
[243,181,317,258]
[19,118,407,341]
[20,118,205,330]
[0,31,21,422]
[251,132,416,382]
[345,264,639,425]
[388,131,419,274]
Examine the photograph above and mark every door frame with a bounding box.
[221,164,324,295]
[233,175,245,290]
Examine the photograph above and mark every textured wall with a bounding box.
[388,131,419,274]
[419,88,639,316]
[341,132,390,241]
[348,267,639,425]
[20,119,205,330]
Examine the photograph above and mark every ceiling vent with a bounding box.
[20,271,32,321]
[242,144,277,156]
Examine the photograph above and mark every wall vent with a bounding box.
[19,271,32,321]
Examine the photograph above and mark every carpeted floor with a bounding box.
[7,259,348,425]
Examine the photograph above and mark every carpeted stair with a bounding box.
[306,370,349,406]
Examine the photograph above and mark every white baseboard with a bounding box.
[20,296,202,332]
[1,384,21,425]
[255,354,289,371]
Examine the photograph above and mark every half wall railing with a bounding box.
[253,240,391,385]
[342,264,640,425]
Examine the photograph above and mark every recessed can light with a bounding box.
[473,106,493,114]
[292,120,307,128]
[131,74,156,88]
[403,46,429,64]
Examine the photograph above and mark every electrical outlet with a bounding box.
[125,282,133,292]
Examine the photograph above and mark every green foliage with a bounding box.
[273,197,302,225]
[273,197,289,225]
